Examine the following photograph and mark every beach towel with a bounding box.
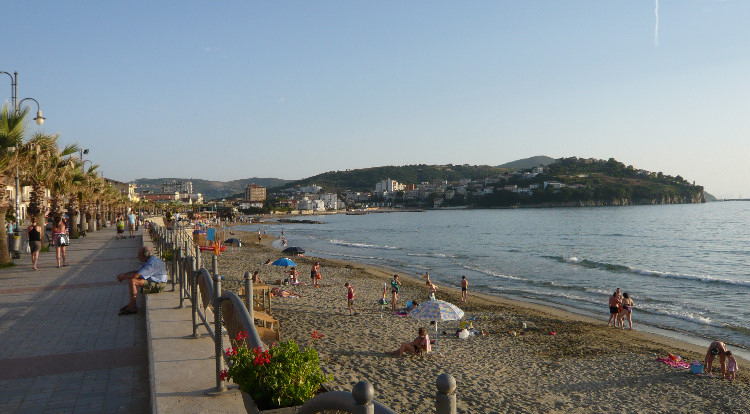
[657,355,691,369]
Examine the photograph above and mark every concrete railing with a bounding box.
[148,221,458,414]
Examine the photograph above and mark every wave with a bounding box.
[460,264,525,281]
[329,239,400,250]
[545,255,750,288]
[407,252,459,259]
[636,304,721,328]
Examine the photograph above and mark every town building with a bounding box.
[245,185,267,202]
[162,180,193,194]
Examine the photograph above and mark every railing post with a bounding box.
[212,254,225,392]
[190,258,199,338]
[244,272,254,321]
[195,244,201,270]
[177,246,184,307]
[351,381,375,414]
[435,373,456,414]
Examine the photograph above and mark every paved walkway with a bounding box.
[0,225,244,414]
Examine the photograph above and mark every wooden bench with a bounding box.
[253,310,281,343]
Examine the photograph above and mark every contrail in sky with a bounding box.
[654,0,659,46]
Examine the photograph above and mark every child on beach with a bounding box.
[461,276,468,303]
[286,267,299,285]
[390,275,402,312]
[426,280,437,301]
[311,262,321,287]
[726,351,738,380]
[345,283,359,315]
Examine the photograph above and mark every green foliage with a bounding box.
[161,249,173,262]
[224,338,331,410]
[283,164,509,193]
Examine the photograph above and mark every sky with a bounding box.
[2,1,750,198]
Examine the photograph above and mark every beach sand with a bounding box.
[209,228,750,413]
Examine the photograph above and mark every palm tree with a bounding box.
[48,156,79,224]
[0,105,29,264]
[19,132,79,226]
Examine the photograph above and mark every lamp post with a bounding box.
[79,148,90,234]
[1,70,45,231]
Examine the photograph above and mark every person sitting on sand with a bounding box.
[607,289,622,327]
[704,341,728,377]
[389,327,431,356]
[287,267,299,285]
[251,270,262,284]
[264,258,272,265]
[270,287,301,298]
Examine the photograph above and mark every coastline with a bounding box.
[212,227,749,412]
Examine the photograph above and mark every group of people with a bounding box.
[25,216,69,270]
[115,211,138,239]
[704,340,739,380]
[607,288,635,329]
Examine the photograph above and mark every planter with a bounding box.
[240,386,328,414]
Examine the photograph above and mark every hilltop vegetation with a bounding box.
[276,157,704,208]
[281,164,510,194]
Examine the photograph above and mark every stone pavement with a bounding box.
[0,227,149,413]
[0,225,245,414]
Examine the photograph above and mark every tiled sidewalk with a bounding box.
[0,227,149,414]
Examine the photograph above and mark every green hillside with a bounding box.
[498,155,556,169]
[281,164,510,193]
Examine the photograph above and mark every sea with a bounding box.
[237,201,750,358]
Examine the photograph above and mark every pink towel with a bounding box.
[657,357,690,369]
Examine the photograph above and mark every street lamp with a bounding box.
[1,70,46,231]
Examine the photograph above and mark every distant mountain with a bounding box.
[133,177,291,200]
[498,155,556,169]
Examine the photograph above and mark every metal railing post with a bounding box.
[435,373,457,414]
[177,246,184,307]
[212,254,225,392]
[351,381,375,414]
[244,272,253,321]
[190,258,199,338]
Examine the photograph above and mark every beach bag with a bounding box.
[57,233,70,246]
[316,273,321,280]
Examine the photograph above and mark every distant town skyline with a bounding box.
[3,1,750,199]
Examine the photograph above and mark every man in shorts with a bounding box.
[607,288,622,327]
[127,210,137,238]
[116,246,168,315]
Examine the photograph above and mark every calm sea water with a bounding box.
[238,202,750,354]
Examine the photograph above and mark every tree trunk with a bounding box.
[0,208,10,264]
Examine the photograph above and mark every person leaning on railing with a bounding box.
[116,246,168,315]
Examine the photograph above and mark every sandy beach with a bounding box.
[209,228,750,413]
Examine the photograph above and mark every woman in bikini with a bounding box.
[389,327,430,356]
[619,292,634,330]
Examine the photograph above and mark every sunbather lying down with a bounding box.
[389,327,431,356]
[270,287,301,298]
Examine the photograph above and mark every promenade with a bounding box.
[0,226,243,413]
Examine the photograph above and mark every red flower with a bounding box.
[237,331,248,341]
[311,330,323,341]
[220,369,228,381]
[225,347,237,357]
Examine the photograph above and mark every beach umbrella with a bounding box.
[224,238,242,246]
[271,258,297,267]
[282,246,305,256]
[409,299,464,352]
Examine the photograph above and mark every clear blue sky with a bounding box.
[3,1,749,198]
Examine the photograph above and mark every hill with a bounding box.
[280,164,511,194]
[498,155,556,169]
[133,177,291,200]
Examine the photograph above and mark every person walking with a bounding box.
[127,210,137,238]
[345,282,359,315]
[26,217,42,270]
[52,218,69,268]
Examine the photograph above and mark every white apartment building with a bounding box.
[162,180,193,194]
[375,179,403,193]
